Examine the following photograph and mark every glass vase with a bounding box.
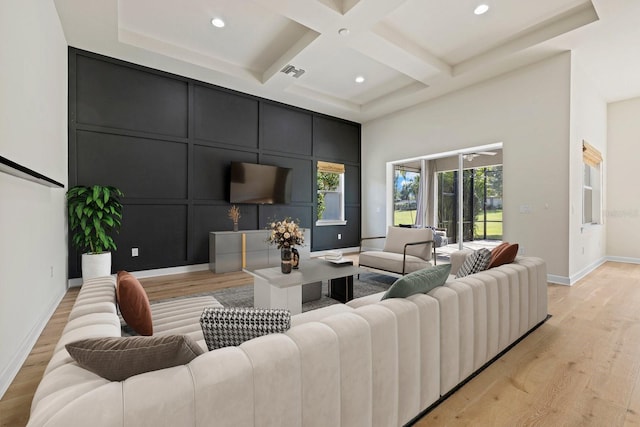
[281,247,292,274]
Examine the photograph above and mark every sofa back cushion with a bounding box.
[383,226,434,260]
[382,264,451,300]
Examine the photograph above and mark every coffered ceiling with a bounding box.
[54,0,640,123]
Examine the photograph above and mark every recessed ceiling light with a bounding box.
[211,17,225,28]
[474,4,489,15]
[355,76,365,84]
[338,28,350,36]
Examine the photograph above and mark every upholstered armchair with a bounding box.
[358,226,436,275]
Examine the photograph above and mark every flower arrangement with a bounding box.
[228,205,240,224]
[267,218,304,249]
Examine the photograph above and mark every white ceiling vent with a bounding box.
[281,64,306,78]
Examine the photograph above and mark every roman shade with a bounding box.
[582,140,602,167]
[317,161,345,174]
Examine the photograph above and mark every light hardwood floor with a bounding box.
[2,262,640,426]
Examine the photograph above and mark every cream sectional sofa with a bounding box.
[28,255,548,427]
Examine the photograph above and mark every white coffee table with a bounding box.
[244,258,364,314]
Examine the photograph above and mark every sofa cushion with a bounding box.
[488,243,519,268]
[200,307,291,350]
[358,251,431,275]
[382,264,452,300]
[489,242,509,263]
[116,271,153,336]
[65,335,203,381]
[456,248,491,278]
[382,226,434,260]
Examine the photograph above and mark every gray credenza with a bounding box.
[209,229,310,274]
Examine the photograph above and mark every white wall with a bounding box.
[362,53,572,279]
[568,55,608,280]
[0,0,67,397]
[607,97,640,260]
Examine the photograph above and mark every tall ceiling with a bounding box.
[54,0,640,123]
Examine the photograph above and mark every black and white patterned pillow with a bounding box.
[456,248,492,278]
[200,307,291,351]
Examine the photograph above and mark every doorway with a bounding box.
[388,143,503,250]
[436,165,503,244]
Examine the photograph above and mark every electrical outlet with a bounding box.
[132,247,139,257]
[337,234,342,240]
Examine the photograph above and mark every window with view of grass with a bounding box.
[316,161,346,225]
[393,165,421,226]
[437,165,503,243]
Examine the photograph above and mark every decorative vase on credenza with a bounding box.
[281,247,292,274]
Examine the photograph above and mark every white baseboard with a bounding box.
[606,256,640,264]
[67,263,211,288]
[0,288,65,399]
[547,274,571,286]
[569,257,607,285]
[548,256,609,287]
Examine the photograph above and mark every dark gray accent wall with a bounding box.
[68,48,361,277]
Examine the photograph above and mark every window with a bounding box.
[393,165,420,226]
[436,165,503,243]
[582,141,602,225]
[316,161,346,226]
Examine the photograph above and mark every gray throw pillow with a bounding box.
[381,264,452,300]
[66,335,204,381]
[456,248,492,278]
[200,307,291,350]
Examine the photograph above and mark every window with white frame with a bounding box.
[583,141,602,225]
[316,161,346,226]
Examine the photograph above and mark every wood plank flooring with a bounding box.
[2,261,640,426]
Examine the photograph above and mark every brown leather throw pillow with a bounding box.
[116,270,153,336]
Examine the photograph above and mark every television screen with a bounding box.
[229,162,292,204]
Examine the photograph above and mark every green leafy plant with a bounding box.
[67,185,124,254]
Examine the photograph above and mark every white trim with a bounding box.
[547,257,607,286]
[315,220,348,226]
[547,274,571,286]
[569,257,607,285]
[67,263,211,287]
[606,256,640,264]
[387,142,503,166]
[0,288,65,399]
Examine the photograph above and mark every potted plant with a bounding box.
[67,185,124,279]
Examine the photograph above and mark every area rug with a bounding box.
[153,272,396,313]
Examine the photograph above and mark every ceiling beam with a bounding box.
[454,2,599,75]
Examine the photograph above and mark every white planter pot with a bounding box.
[82,252,112,279]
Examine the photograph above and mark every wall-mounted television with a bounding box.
[229,162,292,204]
